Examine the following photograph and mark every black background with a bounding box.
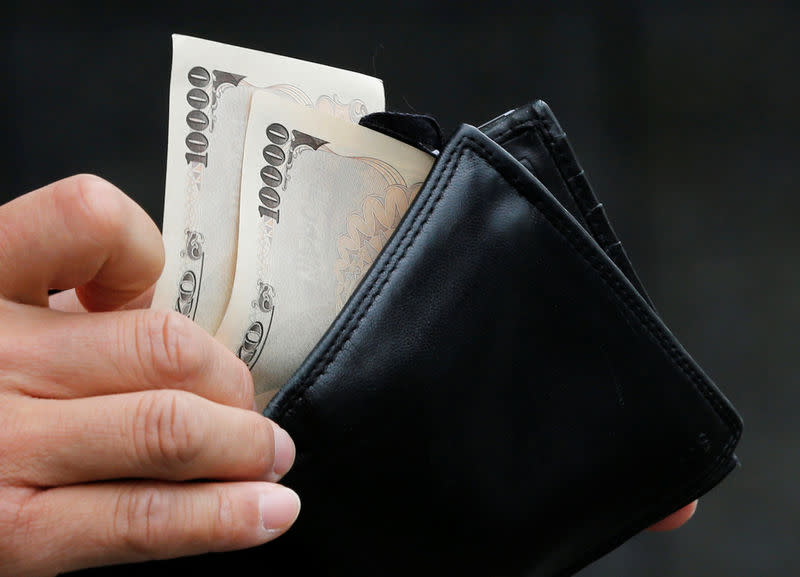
[5,1,799,575]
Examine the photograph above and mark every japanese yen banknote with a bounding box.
[153,36,433,411]
[153,35,385,333]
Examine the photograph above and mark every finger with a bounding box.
[9,391,295,487]
[0,174,164,310]
[49,284,156,313]
[4,481,300,576]
[647,501,698,532]
[2,305,255,410]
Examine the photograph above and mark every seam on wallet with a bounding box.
[275,130,740,575]
[280,131,740,455]
[464,135,741,446]
[463,135,742,575]
[496,119,612,244]
[492,111,653,309]
[276,139,468,422]
[491,120,609,248]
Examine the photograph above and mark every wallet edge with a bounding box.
[267,123,743,576]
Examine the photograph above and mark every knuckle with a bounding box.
[206,487,254,547]
[0,398,42,485]
[0,488,41,572]
[250,417,276,477]
[56,174,127,244]
[179,487,247,548]
[114,487,171,556]
[233,360,256,410]
[0,397,23,454]
[210,488,238,544]
[132,390,201,469]
[133,309,207,385]
[0,312,16,366]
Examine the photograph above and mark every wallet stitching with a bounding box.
[492,113,656,311]
[463,136,741,444]
[275,131,740,576]
[491,111,633,283]
[464,136,742,574]
[554,459,736,577]
[276,140,467,421]
[280,130,741,455]
[532,109,655,308]
[492,120,612,251]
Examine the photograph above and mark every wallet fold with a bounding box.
[73,102,742,577]
[479,101,654,308]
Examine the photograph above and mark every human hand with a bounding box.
[0,175,299,577]
[647,500,698,532]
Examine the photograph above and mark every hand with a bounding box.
[647,500,698,532]
[0,175,299,577]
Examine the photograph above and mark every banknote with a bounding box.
[152,34,385,333]
[215,91,434,411]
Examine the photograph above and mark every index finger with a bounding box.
[0,174,164,310]
[49,284,156,313]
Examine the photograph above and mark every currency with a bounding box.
[214,90,434,411]
[152,34,385,333]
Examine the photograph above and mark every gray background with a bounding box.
[5,1,798,575]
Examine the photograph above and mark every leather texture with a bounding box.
[359,110,444,156]
[480,101,654,307]
[72,103,743,577]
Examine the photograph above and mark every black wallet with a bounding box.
[75,101,743,577]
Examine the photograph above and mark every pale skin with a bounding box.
[0,175,695,576]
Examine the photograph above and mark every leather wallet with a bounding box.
[73,100,743,577]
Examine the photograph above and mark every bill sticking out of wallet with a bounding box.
[152,35,432,411]
[152,34,386,336]
[214,91,434,410]
[145,33,742,577]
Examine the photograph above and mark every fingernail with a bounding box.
[259,486,301,533]
[266,424,296,482]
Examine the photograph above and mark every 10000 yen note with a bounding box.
[215,91,434,411]
[152,35,385,333]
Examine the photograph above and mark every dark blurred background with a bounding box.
[5,1,798,575]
